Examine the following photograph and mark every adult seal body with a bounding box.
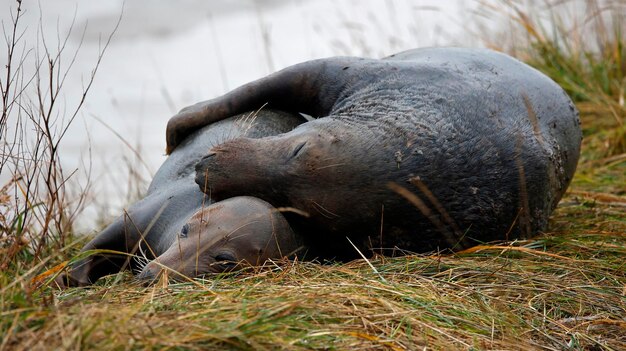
[57,110,306,287]
[167,47,582,258]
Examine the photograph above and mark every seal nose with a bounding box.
[195,152,216,175]
[137,263,160,286]
[200,152,216,162]
[195,153,215,191]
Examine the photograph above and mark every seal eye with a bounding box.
[290,141,307,160]
[214,253,237,270]
[180,224,189,238]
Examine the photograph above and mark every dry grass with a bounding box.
[2,0,626,350]
[3,207,625,350]
[479,0,626,158]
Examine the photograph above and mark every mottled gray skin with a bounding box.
[56,110,306,287]
[167,47,582,258]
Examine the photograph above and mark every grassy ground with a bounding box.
[2,1,625,350]
[3,108,623,351]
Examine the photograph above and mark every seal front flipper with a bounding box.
[165,57,363,153]
[193,117,373,230]
[55,218,134,287]
[55,190,197,287]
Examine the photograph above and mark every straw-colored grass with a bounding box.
[481,0,626,158]
[3,108,624,350]
[3,201,625,350]
[2,0,625,350]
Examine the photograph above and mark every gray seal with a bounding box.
[166,47,582,258]
[56,110,306,287]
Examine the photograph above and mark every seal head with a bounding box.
[137,196,302,283]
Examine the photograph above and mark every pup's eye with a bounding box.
[180,224,189,238]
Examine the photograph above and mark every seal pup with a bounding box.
[56,110,306,287]
[137,196,301,283]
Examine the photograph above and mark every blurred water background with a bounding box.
[0,0,592,231]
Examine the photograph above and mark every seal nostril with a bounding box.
[201,152,216,161]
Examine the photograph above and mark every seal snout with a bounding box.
[137,263,160,286]
[201,152,216,161]
[196,152,216,173]
[195,152,217,190]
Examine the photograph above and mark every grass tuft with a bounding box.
[481,0,626,158]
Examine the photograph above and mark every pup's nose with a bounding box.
[137,263,160,286]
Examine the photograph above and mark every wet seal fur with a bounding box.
[56,110,306,287]
[167,47,582,258]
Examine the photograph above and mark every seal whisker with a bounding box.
[310,200,340,219]
[135,258,149,273]
[136,243,150,268]
[221,127,231,146]
[132,254,150,275]
[315,163,346,170]
[235,110,251,129]
[237,112,253,135]
[234,112,250,135]
[243,104,266,135]
[224,220,264,241]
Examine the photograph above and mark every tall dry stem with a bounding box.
[0,0,119,269]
